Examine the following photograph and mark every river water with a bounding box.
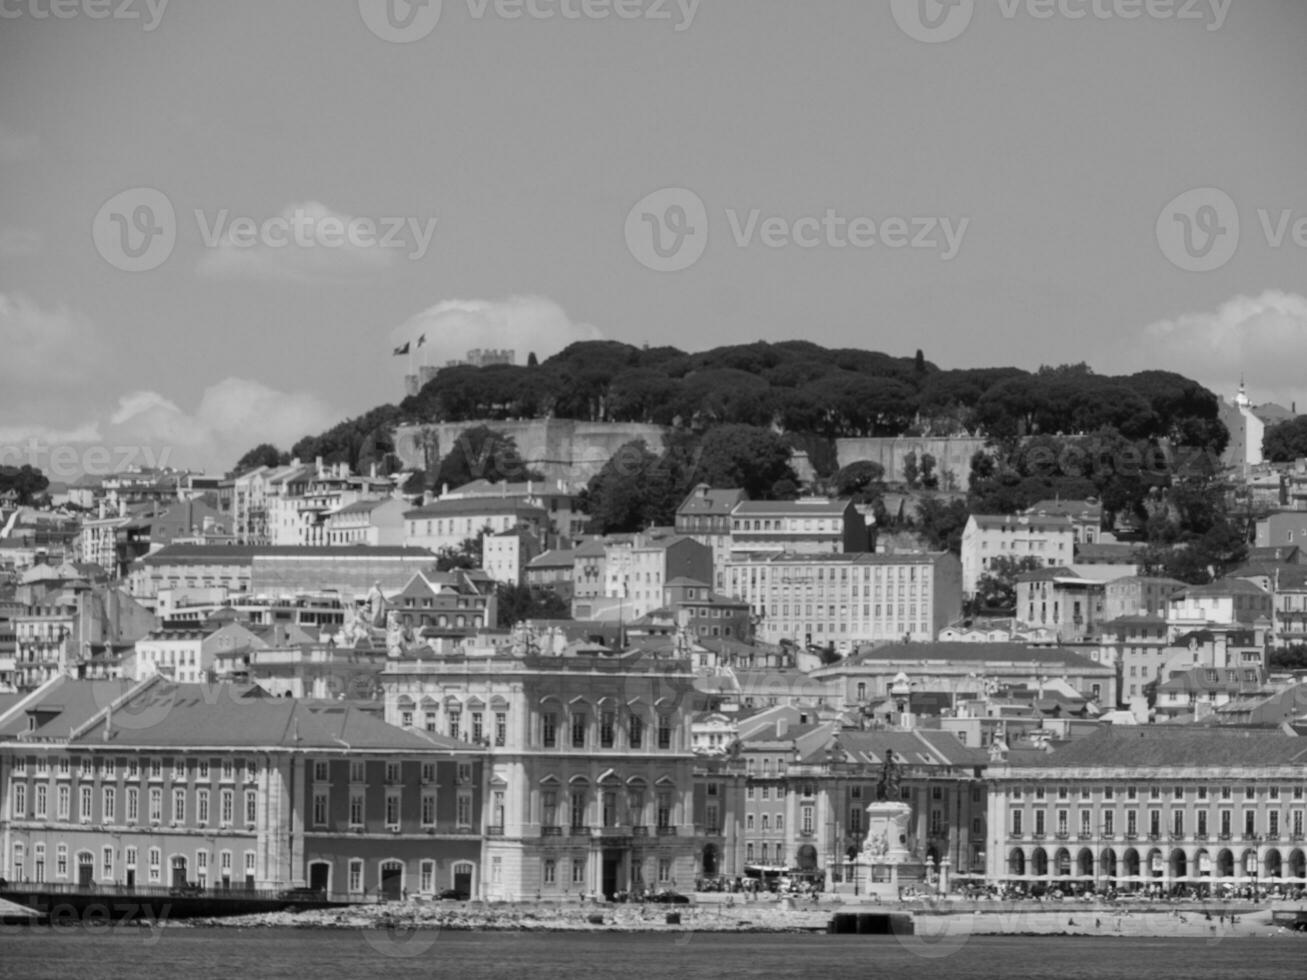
[0,928,1302,979]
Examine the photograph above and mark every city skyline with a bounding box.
[3,2,1307,473]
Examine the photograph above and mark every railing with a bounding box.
[632,826,649,837]
[569,825,590,837]
[487,826,504,836]
[541,826,563,837]
[0,881,327,902]
[1218,833,1232,840]
[656,826,677,837]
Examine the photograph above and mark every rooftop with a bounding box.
[1011,726,1307,768]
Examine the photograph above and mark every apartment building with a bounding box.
[960,513,1076,597]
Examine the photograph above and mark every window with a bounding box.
[126,787,138,823]
[572,858,585,885]
[420,861,435,894]
[56,844,68,878]
[12,783,26,818]
[245,790,257,824]
[150,757,162,780]
[1011,810,1024,835]
[102,846,113,879]
[543,859,556,885]
[313,793,328,827]
[197,788,209,825]
[198,759,209,781]
[148,788,163,823]
[542,712,557,748]
[656,791,671,830]
[1103,810,1114,836]
[421,792,437,827]
[657,716,672,750]
[80,786,93,823]
[148,848,161,883]
[1034,810,1046,836]
[571,712,586,749]
[386,792,401,828]
[456,790,472,829]
[471,713,484,744]
[221,789,234,826]
[35,783,47,819]
[350,793,364,826]
[658,859,671,883]
[448,710,461,741]
[314,760,329,782]
[495,712,507,747]
[600,711,615,748]
[421,762,436,784]
[542,790,558,828]
[349,860,364,893]
[629,715,643,750]
[57,784,70,820]
[173,787,186,823]
[350,760,365,783]
[102,786,115,823]
[385,762,400,784]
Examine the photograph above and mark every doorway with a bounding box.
[309,862,331,894]
[172,856,188,888]
[380,861,404,901]
[602,851,622,900]
[452,862,473,899]
[77,853,94,888]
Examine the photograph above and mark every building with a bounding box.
[524,550,575,600]
[1102,576,1186,622]
[728,498,869,560]
[1256,512,1307,551]
[1014,569,1104,642]
[985,727,1307,891]
[1025,499,1106,545]
[1166,579,1273,631]
[813,643,1117,714]
[482,528,544,586]
[960,513,1076,597]
[128,545,439,603]
[675,485,747,592]
[1233,564,1307,649]
[440,479,586,544]
[325,498,408,547]
[725,552,963,651]
[1219,381,1266,474]
[0,676,483,899]
[403,499,549,555]
[381,641,702,902]
[268,462,391,547]
[1096,615,1170,711]
[661,578,754,644]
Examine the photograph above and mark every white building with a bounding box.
[960,513,1076,597]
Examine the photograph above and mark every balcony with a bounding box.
[1194,833,1208,841]
[1054,832,1070,841]
[487,825,504,836]
[1031,833,1046,841]
[632,826,649,837]
[541,826,563,838]
[1125,833,1139,840]
[1077,833,1094,841]
[656,826,678,837]
[569,825,591,837]
[1218,832,1232,841]
[1147,833,1160,842]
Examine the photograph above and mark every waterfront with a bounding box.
[0,928,1303,980]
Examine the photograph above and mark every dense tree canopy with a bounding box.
[0,464,48,505]
[435,426,542,490]
[231,443,290,475]
[1264,416,1307,462]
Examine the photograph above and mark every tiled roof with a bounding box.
[1074,543,1145,562]
[1175,578,1268,598]
[969,514,1073,531]
[70,680,468,751]
[0,677,138,739]
[733,498,851,516]
[676,485,746,517]
[404,499,547,519]
[528,549,575,568]
[1013,727,1307,767]
[136,544,435,566]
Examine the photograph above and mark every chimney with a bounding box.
[776,718,788,739]
[316,456,324,477]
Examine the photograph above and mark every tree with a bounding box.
[435,426,542,489]
[914,497,970,554]
[232,443,290,475]
[692,425,796,500]
[833,460,886,503]
[919,453,938,490]
[581,440,670,533]
[496,583,570,628]
[974,555,1045,613]
[527,351,539,367]
[434,532,485,572]
[1264,416,1307,462]
[902,451,919,489]
[0,464,48,505]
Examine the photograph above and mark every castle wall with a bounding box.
[394,420,671,491]
[835,437,988,491]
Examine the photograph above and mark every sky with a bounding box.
[2,0,1307,478]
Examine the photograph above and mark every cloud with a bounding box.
[0,123,38,163]
[1125,290,1307,410]
[0,292,105,404]
[389,295,605,371]
[195,201,398,284]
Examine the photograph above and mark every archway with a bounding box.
[1146,848,1164,880]
[702,843,720,877]
[1241,850,1258,880]
[796,844,818,873]
[1009,848,1026,876]
[1122,848,1140,877]
[1216,849,1234,878]
[1289,849,1306,881]
[1031,848,1048,877]
[1169,849,1187,880]
[925,846,940,870]
[1100,848,1117,880]
[380,860,404,901]
[1264,849,1282,880]
[1054,848,1072,878]
[1076,848,1093,878]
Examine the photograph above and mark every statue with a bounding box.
[876,748,903,802]
[868,832,888,859]
[365,582,387,627]
[385,610,408,659]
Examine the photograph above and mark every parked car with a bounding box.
[438,888,470,901]
[646,891,690,905]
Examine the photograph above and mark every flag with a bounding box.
[393,342,410,356]
[417,334,427,348]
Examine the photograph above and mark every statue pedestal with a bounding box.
[854,801,918,900]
